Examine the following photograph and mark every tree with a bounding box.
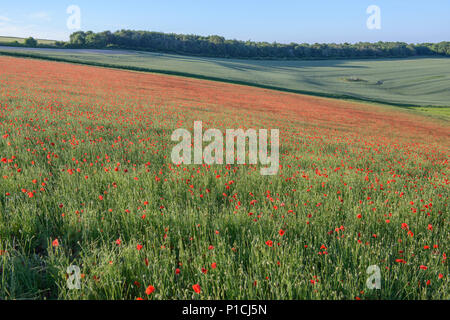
[65,30,450,59]
[69,31,86,46]
[54,41,65,48]
[24,37,38,47]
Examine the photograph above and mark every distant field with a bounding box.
[0,46,449,111]
[0,36,56,45]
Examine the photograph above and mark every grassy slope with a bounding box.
[0,36,56,45]
[0,46,449,113]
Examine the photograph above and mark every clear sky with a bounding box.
[0,0,449,43]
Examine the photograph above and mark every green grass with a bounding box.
[0,36,56,45]
[0,46,449,108]
[411,106,450,120]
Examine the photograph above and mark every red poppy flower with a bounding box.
[192,284,201,294]
[145,285,155,295]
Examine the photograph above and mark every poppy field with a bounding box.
[2,47,450,112]
[0,56,448,300]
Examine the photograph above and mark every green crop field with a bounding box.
[0,36,56,45]
[0,46,449,114]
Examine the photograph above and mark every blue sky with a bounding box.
[0,1,449,43]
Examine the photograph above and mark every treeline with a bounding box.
[13,30,450,59]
